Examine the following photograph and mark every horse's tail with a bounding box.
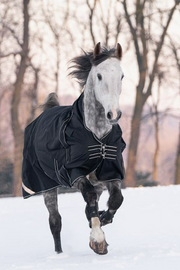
[41,92,60,111]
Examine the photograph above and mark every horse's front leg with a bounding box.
[74,177,108,255]
[100,181,124,226]
[43,188,62,253]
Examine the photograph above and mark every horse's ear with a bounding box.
[117,43,122,60]
[94,42,101,58]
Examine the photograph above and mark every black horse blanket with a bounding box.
[22,93,126,198]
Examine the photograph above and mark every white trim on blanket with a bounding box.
[22,182,35,195]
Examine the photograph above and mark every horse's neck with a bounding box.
[83,85,111,139]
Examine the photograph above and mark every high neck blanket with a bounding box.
[22,93,126,198]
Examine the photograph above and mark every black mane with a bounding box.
[69,47,117,89]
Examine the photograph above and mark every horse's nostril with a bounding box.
[117,110,122,119]
[107,111,113,120]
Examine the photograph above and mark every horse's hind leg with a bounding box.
[43,188,62,253]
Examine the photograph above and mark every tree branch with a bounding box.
[0,51,21,58]
[0,21,23,48]
[122,0,143,76]
[137,0,148,92]
[168,37,180,71]
[144,2,179,100]
[86,0,97,46]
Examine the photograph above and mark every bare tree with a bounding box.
[86,0,97,46]
[42,0,70,94]
[25,64,39,125]
[85,0,123,47]
[175,124,180,185]
[0,0,53,196]
[121,0,180,187]
[170,40,180,184]
[0,0,31,196]
[10,0,30,196]
[151,71,163,181]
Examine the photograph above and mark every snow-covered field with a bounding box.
[0,185,180,270]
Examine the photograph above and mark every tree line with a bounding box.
[0,0,180,196]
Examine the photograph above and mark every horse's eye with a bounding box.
[121,74,124,80]
[97,73,102,80]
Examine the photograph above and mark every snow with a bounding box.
[0,185,180,270]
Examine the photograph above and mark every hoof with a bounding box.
[56,250,63,254]
[55,247,63,254]
[89,239,108,255]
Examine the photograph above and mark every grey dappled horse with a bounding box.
[30,43,125,255]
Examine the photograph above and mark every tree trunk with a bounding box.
[175,124,180,185]
[55,39,60,94]
[122,0,178,187]
[125,90,144,187]
[152,79,161,182]
[26,67,39,125]
[153,113,159,181]
[12,135,24,196]
[11,0,30,196]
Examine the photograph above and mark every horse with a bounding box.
[22,42,126,255]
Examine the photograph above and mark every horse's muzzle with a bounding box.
[107,109,122,124]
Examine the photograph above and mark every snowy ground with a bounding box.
[0,185,180,270]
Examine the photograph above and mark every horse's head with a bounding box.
[91,42,124,125]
